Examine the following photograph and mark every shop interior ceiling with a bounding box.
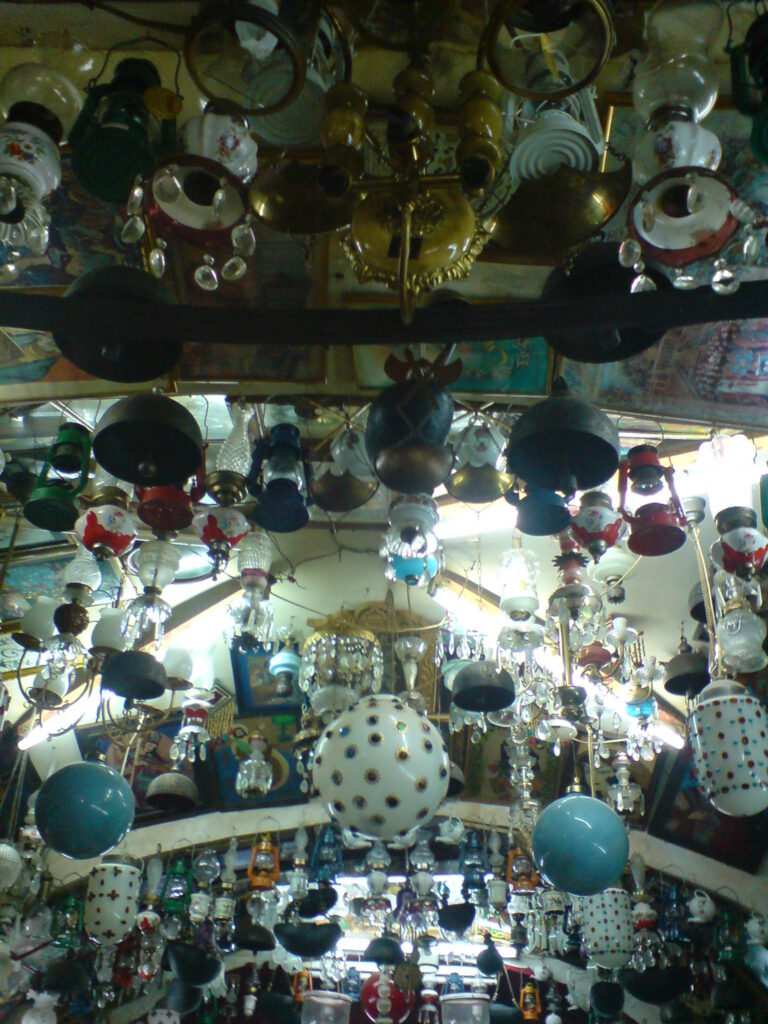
[0,0,766,880]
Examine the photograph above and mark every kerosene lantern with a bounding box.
[248,423,311,532]
[570,491,625,561]
[618,445,686,556]
[24,423,91,532]
[248,834,280,890]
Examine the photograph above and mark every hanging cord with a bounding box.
[79,0,187,35]
[689,521,718,673]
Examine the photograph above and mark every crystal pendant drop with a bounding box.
[212,184,227,219]
[149,241,167,278]
[28,223,50,256]
[0,256,19,284]
[743,231,759,265]
[232,218,256,256]
[618,238,641,268]
[672,267,697,289]
[686,184,701,213]
[194,254,218,291]
[730,198,754,224]
[641,202,656,232]
[0,180,16,216]
[121,216,146,244]
[222,255,247,281]
[126,183,144,216]
[155,166,182,203]
[630,260,657,293]
[711,258,740,295]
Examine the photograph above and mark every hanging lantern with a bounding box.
[713,570,767,674]
[519,982,541,1022]
[248,834,280,890]
[193,507,250,575]
[299,627,383,717]
[380,495,442,587]
[160,855,193,914]
[570,491,624,560]
[236,733,275,798]
[24,423,91,531]
[311,825,344,882]
[69,58,178,204]
[75,503,138,560]
[248,423,310,532]
[618,446,686,556]
[446,419,513,504]
[206,402,253,505]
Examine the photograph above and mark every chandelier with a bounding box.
[299,627,384,718]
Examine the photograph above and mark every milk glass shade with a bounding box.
[162,647,194,681]
[134,540,181,590]
[20,597,58,643]
[91,607,129,651]
[695,434,756,519]
[499,535,539,619]
[63,545,102,594]
[532,792,629,895]
[216,403,253,476]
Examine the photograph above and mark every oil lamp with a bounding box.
[520,981,541,1022]
[193,507,250,576]
[248,834,280,890]
[161,855,193,916]
[248,423,310,532]
[570,491,624,561]
[311,825,344,882]
[618,445,686,556]
[23,423,91,532]
[206,402,253,505]
[380,495,442,587]
[713,570,767,674]
[499,532,539,620]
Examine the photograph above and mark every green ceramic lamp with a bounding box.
[69,58,177,204]
[24,423,91,531]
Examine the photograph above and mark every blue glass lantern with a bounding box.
[532,789,628,896]
[35,760,135,860]
[311,825,344,883]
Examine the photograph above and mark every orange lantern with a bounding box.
[519,980,541,1022]
[248,833,280,890]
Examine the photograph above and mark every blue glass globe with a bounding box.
[532,792,628,896]
[35,761,135,860]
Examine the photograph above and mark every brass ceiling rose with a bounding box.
[342,0,459,50]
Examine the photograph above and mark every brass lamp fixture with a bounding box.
[320,65,503,323]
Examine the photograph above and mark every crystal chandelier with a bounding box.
[299,627,384,718]
[606,752,644,815]
[235,732,274,798]
[123,539,181,645]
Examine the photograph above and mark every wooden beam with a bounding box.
[2,282,768,347]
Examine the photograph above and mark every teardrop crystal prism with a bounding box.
[149,247,167,278]
[686,185,701,213]
[155,167,182,204]
[711,260,740,295]
[630,273,657,293]
[28,224,50,256]
[0,180,17,216]
[121,216,146,244]
[0,261,19,284]
[618,238,641,268]
[231,222,256,256]
[221,255,247,281]
[641,202,656,233]
[126,185,144,216]
[743,232,759,265]
[672,268,697,290]
[195,255,218,291]
[212,187,228,219]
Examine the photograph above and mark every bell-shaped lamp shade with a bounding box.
[90,607,129,652]
[19,597,58,645]
[532,791,629,895]
[161,646,195,683]
[134,539,181,590]
[695,433,757,523]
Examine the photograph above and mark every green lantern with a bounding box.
[161,854,192,914]
[731,13,768,163]
[24,423,91,531]
[69,58,177,204]
[715,909,747,963]
[51,894,84,948]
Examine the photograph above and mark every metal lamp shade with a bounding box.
[101,650,167,701]
[57,266,180,383]
[451,662,515,713]
[167,942,222,987]
[274,921,342,957]
[93,394,203,487]
[506,395,620,494]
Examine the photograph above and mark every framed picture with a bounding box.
[231,643,303,715]
[646,747,768,873]
[209,708,305,810]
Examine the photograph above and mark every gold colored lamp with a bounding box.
[250,160,358,235]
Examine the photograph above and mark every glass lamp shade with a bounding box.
[688,678,768,816]
[454,421,506,471]
[237,528,275,592]
[193,507,250,548]
[331,428,374,480]
[217,403,253,475]
[633,51,719,124]
[134,539,181,590]
[302,991,353,1024]
[439,993,490,1024]
[63,544,102,595]
[716,605,768,673]
[381,495,442,587]
[75,505,138,559]
[532,791,629,895]
[0,63,82,139]
[91,607,129,652]
[695,433,757,522]
[161,646,195,683]
[499,534,539,619]
[35,761,135,860]
[0,840,22,892]
[19,596,58,644]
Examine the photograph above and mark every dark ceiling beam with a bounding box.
[0,282,766,347]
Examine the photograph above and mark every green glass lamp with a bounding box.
[23,423,91,531]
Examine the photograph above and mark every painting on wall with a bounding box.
[646,746,768,873]
[231,644,303,715]
[355,338,552,397]
[210,709,305,810]
[0,550,122,623]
